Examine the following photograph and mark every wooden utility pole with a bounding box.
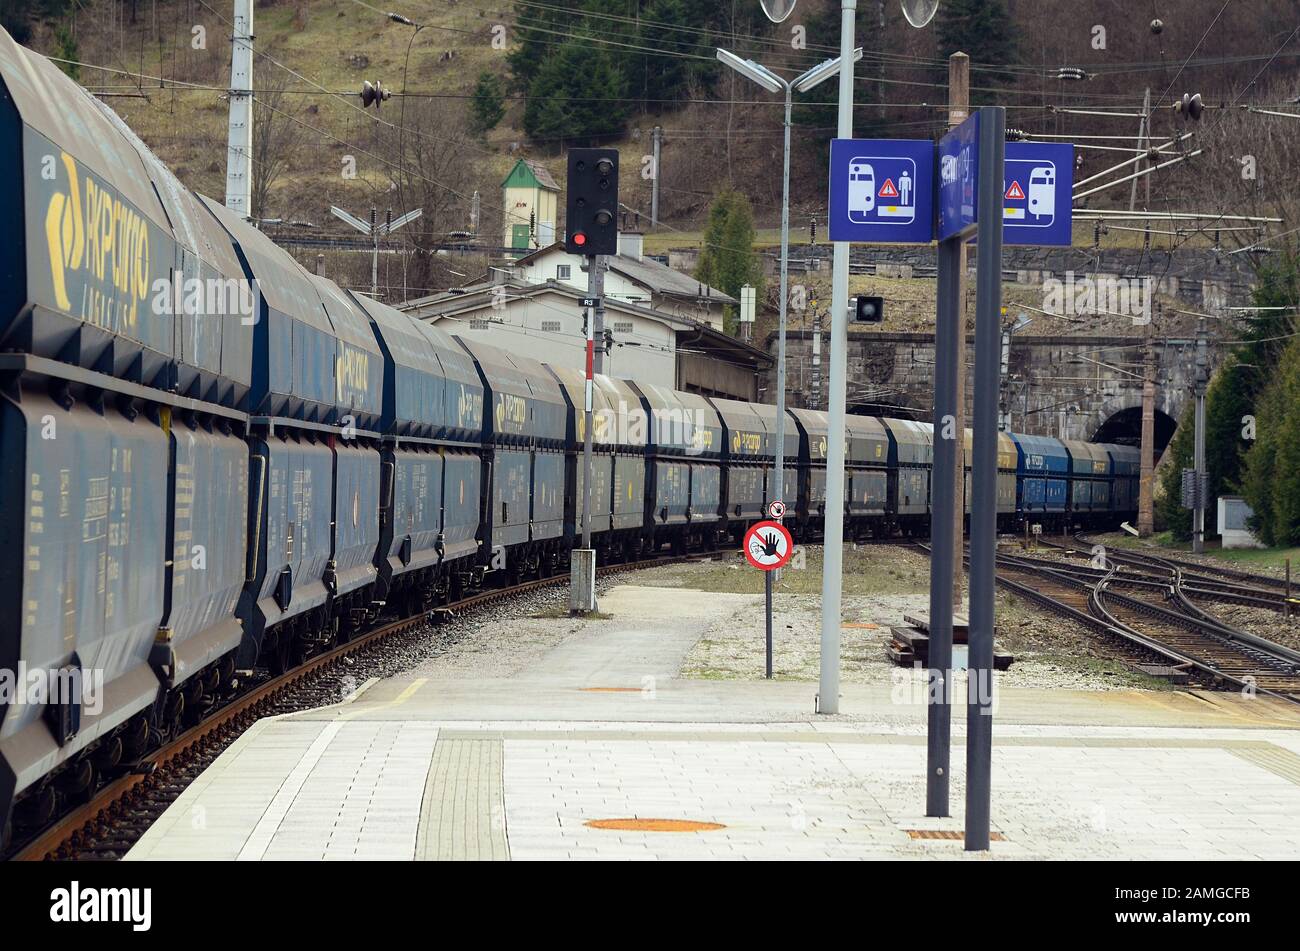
[1138,317,1156,535]
[948,52,969,609]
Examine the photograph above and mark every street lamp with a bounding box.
[715,45,863,528]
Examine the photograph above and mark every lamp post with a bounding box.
[715,48,863,522]
[818,0,860,716]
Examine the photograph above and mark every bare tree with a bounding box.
[387,98,490,295]
[1162,75,1300,261]
[250,59,306,222]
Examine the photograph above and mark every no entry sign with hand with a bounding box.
[744,520,793,571]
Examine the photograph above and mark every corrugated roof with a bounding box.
[606,253,738,305]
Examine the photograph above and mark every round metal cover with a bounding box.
[585,819,726,832]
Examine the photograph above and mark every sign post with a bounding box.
[828,117,1069,848]
[934,106,1008,851]
[745,519,794,680]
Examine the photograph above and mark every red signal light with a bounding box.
[573,232,587,247]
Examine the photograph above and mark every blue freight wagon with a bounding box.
[710,397,772,537]
[1011,433,1070,528]
[881,418,933,535]
[458,338,567,581]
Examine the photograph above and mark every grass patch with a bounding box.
[1087,531,1300,571]
[530,607,613,620]
[1207,546,1300,569]
[646,544,931,597]
[1021,652,1175,691]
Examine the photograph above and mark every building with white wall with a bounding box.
[401,277,769,400]
[508,233,735,330]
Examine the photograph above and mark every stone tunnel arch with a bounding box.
[848,392,928,421]
[1090,404,1178,458]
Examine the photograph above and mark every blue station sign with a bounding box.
[938,111,980,241]
[829,123,1074,247]
[1002,142,1073,246]
[828,138,934,244]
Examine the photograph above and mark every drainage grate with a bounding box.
[905,829,1006,841]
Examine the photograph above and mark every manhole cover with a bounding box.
[585,819,726,832]
[905,829,1006,841]
[578,687,642,693]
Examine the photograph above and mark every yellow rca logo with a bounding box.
[44,151,151,328]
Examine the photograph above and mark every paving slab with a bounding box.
[126,582,1300,861]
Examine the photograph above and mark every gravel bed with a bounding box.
[649,546,1162,692]
[1188,600,1300,653]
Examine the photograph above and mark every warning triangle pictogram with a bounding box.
[878,178,899,199]
[1005,180,1025,200]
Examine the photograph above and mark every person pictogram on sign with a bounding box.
[899,168,912,205]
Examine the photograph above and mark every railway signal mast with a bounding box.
[1192,320,1209,553]
[329,205,422,300]
[566,149,619,614]
[224,0,254,218]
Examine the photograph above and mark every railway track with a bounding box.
[8,552,699,862]
[1060,534,1300,613]
[989,541,1300,703]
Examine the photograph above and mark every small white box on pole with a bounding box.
[740,284,756,324]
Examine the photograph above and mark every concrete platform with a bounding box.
[127,586,1300,861]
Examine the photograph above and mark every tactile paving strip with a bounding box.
[416,738,510,861]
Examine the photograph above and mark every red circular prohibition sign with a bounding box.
[743,520,794,571]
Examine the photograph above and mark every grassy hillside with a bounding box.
[14,0,1290,303]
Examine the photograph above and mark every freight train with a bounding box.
[0,29,1139,843]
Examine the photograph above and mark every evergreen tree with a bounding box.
[935,0,1019,89]
[1202,358,1252,527]
[52,21,78,80]
[1242,336,1300,546]
[511,0,765,116]
[523,36,629,144]
[1160,253,1300,542]
[507,0,567,93]
[1156,403,1193,540]
[791,1,883,163]
[1200,252,1300,543]
[695,189,763,335]
[470,71,506,135]
[2,0,75,45]
[695,190,736,289]
[0,0,33,43]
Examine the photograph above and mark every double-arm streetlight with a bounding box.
[714,46,862,519]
